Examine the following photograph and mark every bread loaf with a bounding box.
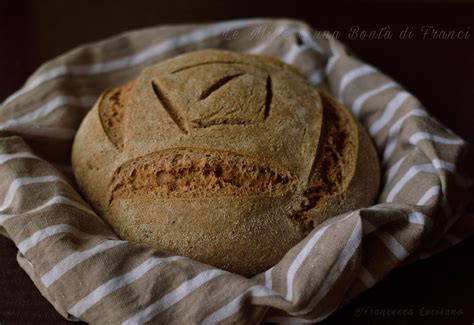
[71,49,380,277]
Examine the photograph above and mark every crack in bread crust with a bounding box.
[109,148,298,205]
[291,89,358,233]
[98,81,135,150]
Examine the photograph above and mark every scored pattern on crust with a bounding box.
[263,76,273,120]
[170,60,252,74]
[198,73,245,100]
[153,65,273,129]
[151,80,190,134]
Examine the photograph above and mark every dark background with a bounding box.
[1,1,473,324]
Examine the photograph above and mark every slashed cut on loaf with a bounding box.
[71,49,380,277]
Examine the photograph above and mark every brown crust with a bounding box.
[71,49,380,277]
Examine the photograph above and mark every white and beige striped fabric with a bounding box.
[0,18,473,324]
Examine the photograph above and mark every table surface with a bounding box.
[1,1,473,324]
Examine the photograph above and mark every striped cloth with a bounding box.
[0,18,473,324]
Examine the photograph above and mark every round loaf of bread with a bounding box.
[71,49,380,277]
